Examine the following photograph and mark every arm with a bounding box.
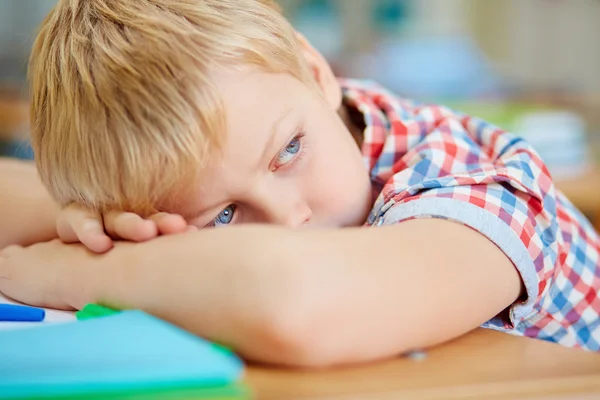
[0,158,59,248]
[65,218,521,367]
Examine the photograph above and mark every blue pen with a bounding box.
[0,304,45,322]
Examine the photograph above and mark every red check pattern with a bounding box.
[341,79,600,350]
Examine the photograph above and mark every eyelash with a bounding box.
[271,132,307,171]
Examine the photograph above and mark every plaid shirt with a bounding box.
[341,79,600,350]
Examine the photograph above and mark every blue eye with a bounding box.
[275,136,302,166]
[213,205,236,226]
[285,137,301,154]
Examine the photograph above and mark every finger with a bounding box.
[149,213,188,235]
[57,206,113,253]
[186,225,198,233]
[104,211,158,242]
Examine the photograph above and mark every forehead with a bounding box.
[217,69,309,137]
[203,70,308,165]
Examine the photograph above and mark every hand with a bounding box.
[56,204,196,253]
[0,240,96,310]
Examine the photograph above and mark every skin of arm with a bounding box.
[0,158,59,248]
[54,217,522,367]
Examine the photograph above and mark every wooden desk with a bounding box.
[555,168,600,231]
[556,168,600,211]
[245,329,600,399]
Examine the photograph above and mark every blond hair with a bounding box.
[29,0,312,215]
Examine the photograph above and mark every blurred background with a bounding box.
[0,0,598,225]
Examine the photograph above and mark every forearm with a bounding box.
[0,158,59,248]
[83,225,408,365]
[81,226,307,363]
[75,220,520,367]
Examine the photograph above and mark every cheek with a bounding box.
[302,138,371,223]
[299,108,371,224]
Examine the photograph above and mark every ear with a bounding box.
[296,32,342,110]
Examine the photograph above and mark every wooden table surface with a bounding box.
[555,169,600,217]
[244,329,600,400]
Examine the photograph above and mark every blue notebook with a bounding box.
[0,311,244,399]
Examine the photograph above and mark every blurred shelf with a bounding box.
[0,95,28,140]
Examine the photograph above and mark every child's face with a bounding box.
[169,68,373,229]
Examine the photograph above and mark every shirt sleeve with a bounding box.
[368,104,562,330]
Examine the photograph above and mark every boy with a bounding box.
[1,0,599,367]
